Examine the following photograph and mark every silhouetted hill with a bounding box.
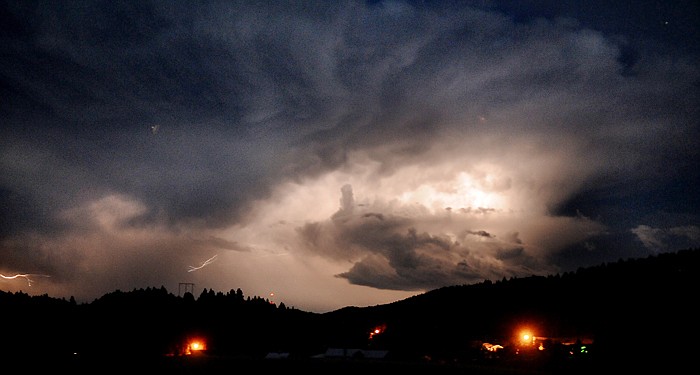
[1,247,697,373]
[338,247,699,369]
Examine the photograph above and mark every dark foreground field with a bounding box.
[11,353,612,375]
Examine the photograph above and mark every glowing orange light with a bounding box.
[369,324,386,339]
[186,339,206,354]
[518,329,536,346]
[482,343,504,352]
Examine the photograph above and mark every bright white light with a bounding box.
[188,254,218,272]
[1,273,50,286]
[396,171,508,213]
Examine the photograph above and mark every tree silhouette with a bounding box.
[1,247,697,373]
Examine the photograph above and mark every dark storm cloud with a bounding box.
[2,1,461,230]
[466,230,494,238]
[3,0,697,231]
[631,224,700,252]
[299,185,559,290]
[1,1,697,307]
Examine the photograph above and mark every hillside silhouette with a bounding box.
[2,247,697,373]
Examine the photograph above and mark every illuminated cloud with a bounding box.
[239,152,606,291]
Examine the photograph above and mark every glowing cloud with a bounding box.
[227,147,607,293]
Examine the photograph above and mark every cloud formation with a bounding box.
[631,225,700,252]
[1,1,698,312]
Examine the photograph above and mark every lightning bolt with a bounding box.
[1,273,51,286]
[188,254,218,272]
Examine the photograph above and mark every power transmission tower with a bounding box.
[179,282,194,297]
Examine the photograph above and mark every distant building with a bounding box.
[314,348,389,360]
[265,352,290,359]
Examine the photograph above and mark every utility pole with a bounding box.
[179,282,194,297]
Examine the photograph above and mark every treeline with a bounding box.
[1,247,698,370]
[353,247,699,366]
[0,285,321,359]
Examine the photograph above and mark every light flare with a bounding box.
[369,324,386,339]
[185,338,207,355]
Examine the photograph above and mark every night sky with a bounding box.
[1,0,698,313]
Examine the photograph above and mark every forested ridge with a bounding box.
[2,247,697,371]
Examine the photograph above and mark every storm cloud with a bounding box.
[1,0,698,312]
